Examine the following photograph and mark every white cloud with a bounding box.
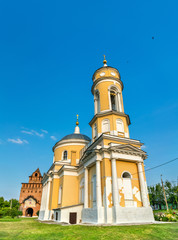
[8,138,29,144]
[41,129,48,134]
[31,130,44,138]
[21,130,34,135]
[21,129,46,137]
[50,136,57,141]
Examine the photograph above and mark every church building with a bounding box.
[19,168,43,217]
[39,58,154,224]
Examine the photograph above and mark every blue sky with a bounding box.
[0,0,178,200]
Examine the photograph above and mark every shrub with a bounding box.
[0,208,22,218]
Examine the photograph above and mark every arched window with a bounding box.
[110,90,117,111]
[109,86,122,112]
[63,150,68,160]
[122,171,133,206]
[122,172,131,178]
[35,173,38,177]
[102,119,110,133]
[93,123,97,138]
[116,119,124,132]
[94,90,100,114]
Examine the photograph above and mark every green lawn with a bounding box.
[0,218,177,240]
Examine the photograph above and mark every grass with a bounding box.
[153,209,178,213]
[0,218,177,240]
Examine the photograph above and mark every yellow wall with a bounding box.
[54,144,85,163]
[61,175,79,207]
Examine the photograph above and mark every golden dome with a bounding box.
[92,66,120,82]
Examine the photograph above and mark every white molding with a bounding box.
[55,143,86,149]
[52,175,60,179]
[59,171,78,178]
[94,79,121,89]
[111,152,143,162]
[78,168,84,175]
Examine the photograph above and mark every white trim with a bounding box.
[78,168,84,175]
[52,175,60,179]
[55,143,86,150]
[111,152,143,162]
[59,171,78,178]
[94,79,122,89]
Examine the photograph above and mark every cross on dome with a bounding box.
[74,114,80,134]
[103,55,107,67]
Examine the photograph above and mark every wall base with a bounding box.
[113,206,154,223]
[82,207,105,224]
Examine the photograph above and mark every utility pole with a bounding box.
[161,175,168,211]
[10,199,12,209]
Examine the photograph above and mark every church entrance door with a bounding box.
[69,212,77,224]
[26,208,33,217]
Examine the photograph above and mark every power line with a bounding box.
[131,157,178,176]
[144,157,178,173]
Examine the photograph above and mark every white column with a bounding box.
[40,184,45,210]
[84,167,88,208]
[96,160,102,207]
[44,178,52,219]
[111,158,119,206]
[137,162,148,207]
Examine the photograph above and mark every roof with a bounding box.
[52,133,91,151]
[92,66,120,81]
[60,133,91,141]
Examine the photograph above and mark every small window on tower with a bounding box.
[116,119,124,132]
[35,173,38,177]
[93,123,97,138]
[63,150,68,160]
[102,119,110,133]
[95,91,100,113]
[110,91,117,111]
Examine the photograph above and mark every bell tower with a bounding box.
[89,56,131,141]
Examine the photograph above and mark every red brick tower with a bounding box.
[19,168,43,217]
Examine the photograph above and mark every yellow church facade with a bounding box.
[39,58,154,224]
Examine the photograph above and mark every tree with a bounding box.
[148,186,156,206]
[164,180,178,208]
[0,197,4,208]
[9,199,20,209]
[148,180,178,209]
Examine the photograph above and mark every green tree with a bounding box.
[155,183,164,209]
[148,186,156,206]
[164,180,178,208]
[0,197,4,208]
[9,199,20,209]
